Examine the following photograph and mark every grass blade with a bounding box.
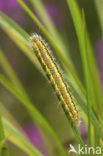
[0,74,85,155]
[66,0,103,118]
[0,116,9,156]
[3,118,43,156]
[29,0,70,58]
[80,10,92,146]
[94,0,103,33]
[0,73,67,156]
[0,49,24,91]
[0,12,42,73]
[16,0,84,95]
[0,101,23,132]
[0,48,55,156]
[0,47,67,155]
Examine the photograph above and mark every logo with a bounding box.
[68,144,101,155]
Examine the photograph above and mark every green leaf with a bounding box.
[3,118,43,156]
[0,49,24,92]
[0,12,42,73]
[0,45,67,155]
[29,0,70,58]
[0,48,55,156]
[0,74,67,156]
[0,116,9,156]
[66,0,103,118]
[0,101,23,132]
[81,10,92,147]
[94,0,103,33]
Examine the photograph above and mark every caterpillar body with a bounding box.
[30,34,79,126]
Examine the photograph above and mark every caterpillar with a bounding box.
[30,34,79,126]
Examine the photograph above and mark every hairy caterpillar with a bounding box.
[30,34,79,126]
